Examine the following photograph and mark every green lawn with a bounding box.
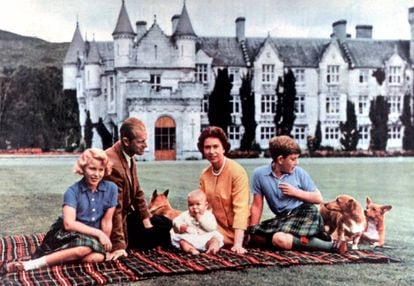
[0,156,413,285]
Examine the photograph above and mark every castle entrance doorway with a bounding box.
[154,116,176,160]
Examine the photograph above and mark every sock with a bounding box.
[23,256,47,271]
[292,236,333,251]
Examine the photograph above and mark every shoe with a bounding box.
[332,240,348,255]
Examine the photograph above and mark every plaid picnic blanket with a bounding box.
[0,233,398,286]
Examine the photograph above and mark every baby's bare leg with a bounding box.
[179,240,200,255]
[206,237,220,254]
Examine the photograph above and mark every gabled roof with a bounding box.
[64,22,84,64]
[197,37,245,66]
[173,3,196,38]
[112,0,135,37]
[342,40,410,68]
[245,37,330,67]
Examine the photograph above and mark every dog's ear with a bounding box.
[164,189,169,197]
[381,205,392,214]
[347,198,356,210]
[366,196,372,206]
[152,189,158,197]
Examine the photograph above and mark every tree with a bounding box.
[274,69,296,136]
[400,93,414,150]
[208,68,233,134]
[339,100,359,151]
[0,68,14,149]
[239,71,257,150]
[307,120,322,153]
[94,117,114,150]
[84,110,93,149]
[0,66,79,150]
[369,95,389,151]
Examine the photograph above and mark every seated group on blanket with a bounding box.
[3,118,345,274]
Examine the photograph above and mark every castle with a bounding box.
[63,0,414,160]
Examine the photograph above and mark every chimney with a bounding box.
[171,14,180,34]
[408,7,414,63]
[136,21,147,40]
[356,25,373,39]
[236,17,245,42]
[332,20,347,41]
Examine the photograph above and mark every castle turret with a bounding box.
[84,39,101,90]
[173,2,197,68]
[63,22,84,90]
[112,0,136,68]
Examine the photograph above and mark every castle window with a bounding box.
[388,125,401,139]
[196,64,208,83]
[295,94,305,114]
[154,45,158,60]
[261,94,276,114]
[262,64,275,83]
[358,126,370,144]
[230,95,241,124]
[201,95,209,113]
[359,69,369,84]
[293,125,307,140]
[389,95,401,113]
[109,76,114,102]
[260,126,276,140]
[358,95,369,114]
[325,126,339,140]
[326,65,339,84]
[229,68,240,84]
[388,66,402,84]
[326,94,340,114]
[227,125,243,141]
[293,69,305,83]
[150,74,161,91]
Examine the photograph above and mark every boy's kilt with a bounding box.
[248,203,324,238]
[32,217,105,259]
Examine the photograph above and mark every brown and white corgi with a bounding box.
[148,189,182,220]
[362,196,392,247]
[320,195,366,250]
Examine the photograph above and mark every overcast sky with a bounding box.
[1,0,414,43]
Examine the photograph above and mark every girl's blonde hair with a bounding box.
[73,148,112,176]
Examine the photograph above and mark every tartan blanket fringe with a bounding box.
[0,233,398,286]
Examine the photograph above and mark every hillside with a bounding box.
[0,30,68,71]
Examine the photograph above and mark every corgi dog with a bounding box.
[320,195,366,250]
[148,189,182,220]
[362,196,392,247]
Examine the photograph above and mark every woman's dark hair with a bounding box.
[197,126,231,154]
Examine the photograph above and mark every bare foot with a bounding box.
[206,238,220,254]
[188,248,200,255]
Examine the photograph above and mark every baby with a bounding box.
[171,189,224,255]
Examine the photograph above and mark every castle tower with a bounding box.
[173,2,197,68]
[112,0,136,68]
[84,39,104,148]
[63,21,84,90]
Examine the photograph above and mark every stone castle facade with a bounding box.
[63,1,414,160]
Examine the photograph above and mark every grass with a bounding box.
[0,156,413,286]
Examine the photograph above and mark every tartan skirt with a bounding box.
[248,203,324,238]
[32,217,106,259]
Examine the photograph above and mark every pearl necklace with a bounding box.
[212,157,227,176]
